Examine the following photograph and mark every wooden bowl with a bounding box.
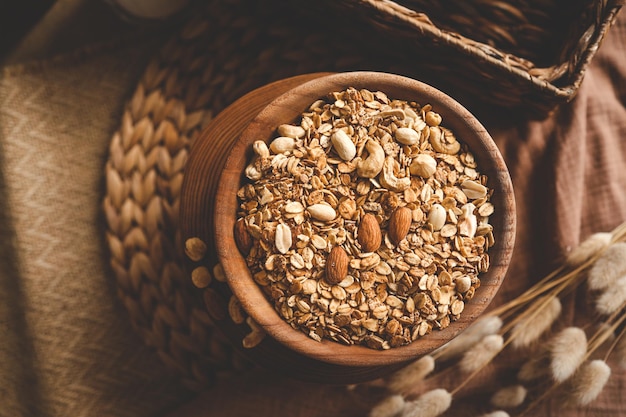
[182,71,515,381]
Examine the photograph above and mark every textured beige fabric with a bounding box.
[0,35,192,417]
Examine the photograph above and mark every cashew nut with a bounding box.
[379,156,411,192]
[429,126,460,154]
[425,111,442,127]
[356,139,385,178]
[331,129,357,161]
[379,108,405,120]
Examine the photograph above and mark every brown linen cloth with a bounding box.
[0,2,625,417]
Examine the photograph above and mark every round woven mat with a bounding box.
[102,0,459,391]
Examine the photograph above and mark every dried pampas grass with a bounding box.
[369,395,405,417]
[549,327,587,382]
[612,332,626,369]
[364,222,626,417]
[564,360,611,406]
[517,356,549,382]
[587,242,626,291]
[388,355,435,393]
[433,316,503,361]
[511,297,561,349]
[595,275,626,315]
[565,232,612,268]
[459,334,503,373]
[479,412,510,417]
[490,385,527,408]
[401,389,452,417]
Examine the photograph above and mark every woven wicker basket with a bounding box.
[293,0,623,117]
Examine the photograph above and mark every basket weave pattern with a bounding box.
[299,0,623,115]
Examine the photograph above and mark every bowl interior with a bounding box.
[214,71,515,367]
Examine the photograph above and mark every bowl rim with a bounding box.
[213,71,515,367]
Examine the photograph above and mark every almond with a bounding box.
[234,218,253,255]
[325,246,349,285]
[388,206,412,245]
[358,213,382,252]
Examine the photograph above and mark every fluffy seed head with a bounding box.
[564,360,611,406]
[594,275,626,315]
[433,316,503,361]
[511,297,561,349]
[517,356,549,382]
[588,242,626,291]
[401,389,452,417]
[388,355,435,393]
[550,327,587,382]
[479,412,510,417]
[612,332,626,369]
[459,334,504,373]
[490,385,527,408]
[565,232,612,268]
[369,395,405,417]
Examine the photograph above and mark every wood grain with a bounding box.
[182,71,515,381]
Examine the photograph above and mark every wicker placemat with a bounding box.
[102,0,428,390]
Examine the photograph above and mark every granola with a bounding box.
[234,87,495,349]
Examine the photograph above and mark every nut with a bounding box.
[458,203,477,238]
[277,123,305,139]
[388,206,412,245]
[234,218,253,255]
[326,246,349,284]
[228,295,246,324]
[356,139,385,178]
[307,203,337,221]
[427,204,446,231]
[245,162,262,180]
[269,136,296,154]
[379,156,411,192]
[461,180,488,200]
[185,237,207,262]
[395,127,419,145]
[284,201,305,214]
[409,154,437,178]
[191,266,212,288]
[252,140,270,158]
[425,111,442,126]
[429,126,460,154]
[331,129,357,161]
[358,213,382,252]
[275,223,292,254]
[243,329,266,348]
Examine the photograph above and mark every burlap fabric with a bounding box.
[0,20,204,417]
[1,0,625,416]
